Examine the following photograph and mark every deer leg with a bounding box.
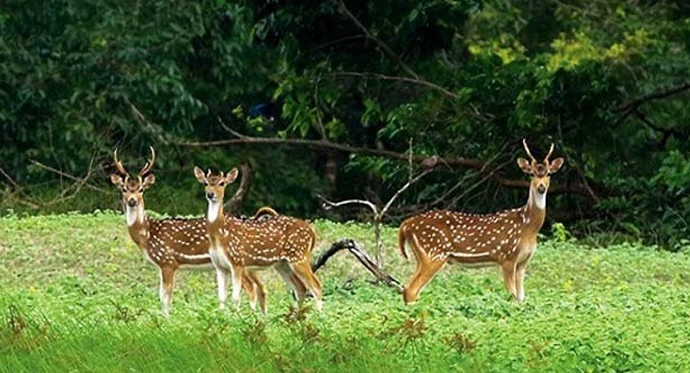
[241,273,258,312]
[159,266,175,317]
[216,268,229,310]
[246,271,267,315]
[229,265,245,311]
[276,263,307,303]
[289,261,323,311]
[402,259,445,304]
[501,261,518,300]
[515,259,529,302]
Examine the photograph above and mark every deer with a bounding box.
[194,167,323,313]
[398,139,564,304]
[109,147,267,316]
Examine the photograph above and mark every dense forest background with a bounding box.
[2,0,690,249]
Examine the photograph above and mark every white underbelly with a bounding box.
[178,262,216,271]
[456,261,499,269]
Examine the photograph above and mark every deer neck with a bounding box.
[125,203,149,247]
[524,185,547,233]
[207,199,225,233]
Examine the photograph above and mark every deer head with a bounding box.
[194,167,239,223]
[516,139,564,208]
[194,167,239,202]
[110,146,157,208]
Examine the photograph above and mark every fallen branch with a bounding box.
[312,239,402,292]
[317,140,433,266]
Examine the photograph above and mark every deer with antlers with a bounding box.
[398,140,564,304]
[109,147,269,316]
[194,167,323,313]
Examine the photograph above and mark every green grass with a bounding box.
[1,211,690,372]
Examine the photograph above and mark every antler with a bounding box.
[544,143,555,163]
[138,146,156,176]
[522,139,537,164]
[113,149,129,176]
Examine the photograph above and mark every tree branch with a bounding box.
[178,135,484,169]
[337,0,419,80]
[614,81,690,112]
[317,195,379,216]
[0,164,19,190]
[633,109,685,140]
[177,133,594,196]
[334,71,459,100]
[379,169,432,218]
[613,81,690,125]
[30,160,108,193]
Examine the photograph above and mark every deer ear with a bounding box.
[517,158,532,174]
[142,174,156,189]
[549,157,564,174]
[193,166,206,183]
[110,174,125,186]
[225,168,239,184]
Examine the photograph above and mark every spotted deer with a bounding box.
[109,147,265,316]
[194,167,323,313]
[398,140,564,304]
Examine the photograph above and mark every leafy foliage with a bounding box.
[2,0,690,247]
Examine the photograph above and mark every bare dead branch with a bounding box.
[380,169,432,218]
[217,116,247,139]
[0,164,19,189]
[0,189,40,209]
[317,194,379,215]
[30,160,108,193]
[312,239,402,292]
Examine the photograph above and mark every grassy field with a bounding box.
[1,211,690,372]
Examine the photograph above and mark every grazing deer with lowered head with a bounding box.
[398,140,564,304]
[194,167,323,313]
[109,147,266,316]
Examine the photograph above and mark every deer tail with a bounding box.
[398,222,409,260]
[253,206,279,219]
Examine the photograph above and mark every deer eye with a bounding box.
[138,188,144,193]
[219,181,225,187]
[121,189,127,193]
[203,182,208,187]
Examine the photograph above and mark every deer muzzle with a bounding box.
[127,198,137,207]
[206,192,215,200]
[537,184,546,194]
